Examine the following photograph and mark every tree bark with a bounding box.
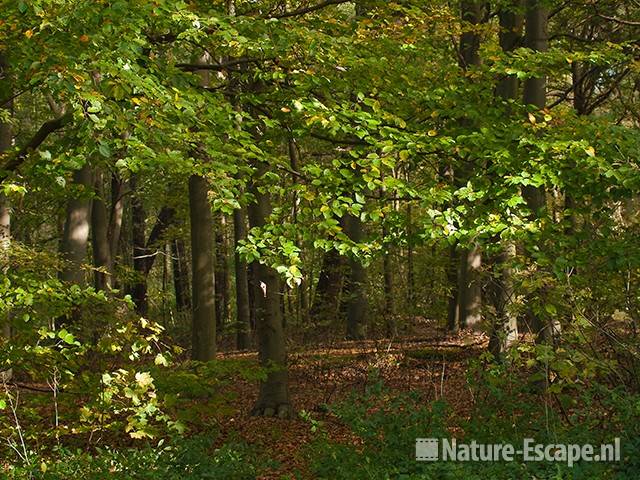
[233,207,251,350]
[0,51,12,380]
[489,0,524,355]
[247,165,291,417]
[309,249,345,329]
[523,0,550,343]
[189,174,217,361]
[172,239,191,312]
[489,243,518,355]
[450,0,486,332]
[214,215,230,331]
[60,165,93,287]
[343,214,367,340]
[91,169,112,290]
[382,225,396,337]
[131,175,149,315]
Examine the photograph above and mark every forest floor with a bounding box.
[216,319,488,479]
[1,319,488,479]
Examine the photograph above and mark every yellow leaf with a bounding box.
[135,371,154,389]
[528,113,536,124]
[25,30,33,38]
[585,146,596,157]
[281,107,291,113]
[427,130,437,137]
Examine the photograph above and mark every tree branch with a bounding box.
[271,0,351,19]
[1,111,73,178]
[596,13,640,27]
[176,57,275,72]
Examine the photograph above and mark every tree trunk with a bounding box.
[489,243,518,355]
[447,244,461,332]
[130,175,149,315]
[309,249,345,329]
[247,165,291,417]
[489,0,524,355]
[451,0,486,332]
[108,173,125,270]
[189,174,217,361]
[91,169,112,290]
[0,51,12,380]
[233,207,251,350]
[459,0,484,68]
[172,239,191,313]
[214,215,230,332]
[382,225,396,337]
[60,165,93,286]
[523,0,550,343]
[343,214,367,340]
[406,203,416,312]
[461,245,482,329]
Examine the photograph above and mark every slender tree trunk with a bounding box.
[130,175,149,315]
[214,215,230,331]
[92,169,112,290]
[382,225,396,337]
[172,239,191,312]
[447,244,461,332]
[233,207,251,350]
[108,173,125,270]
[343,214,367,340]
[406,203,416,312]
[60,165,93,287]
[247,165,291,417]
[0,52,12,380]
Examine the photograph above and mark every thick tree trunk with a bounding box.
[309,249,345,328]
[450,0,486,332]
[523,0,550,343]
[497,2,523,99]
[459,0,484,68]
[247,165,291,417]
[189,174,217,361]
[343,214,367,340]
[461,244,482,329]
[91,170,112,290]
[233,207,251,350]
[489,0,524,355]
[60,165,93,286]
[172,239,191,312]
[489,243,518,355]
